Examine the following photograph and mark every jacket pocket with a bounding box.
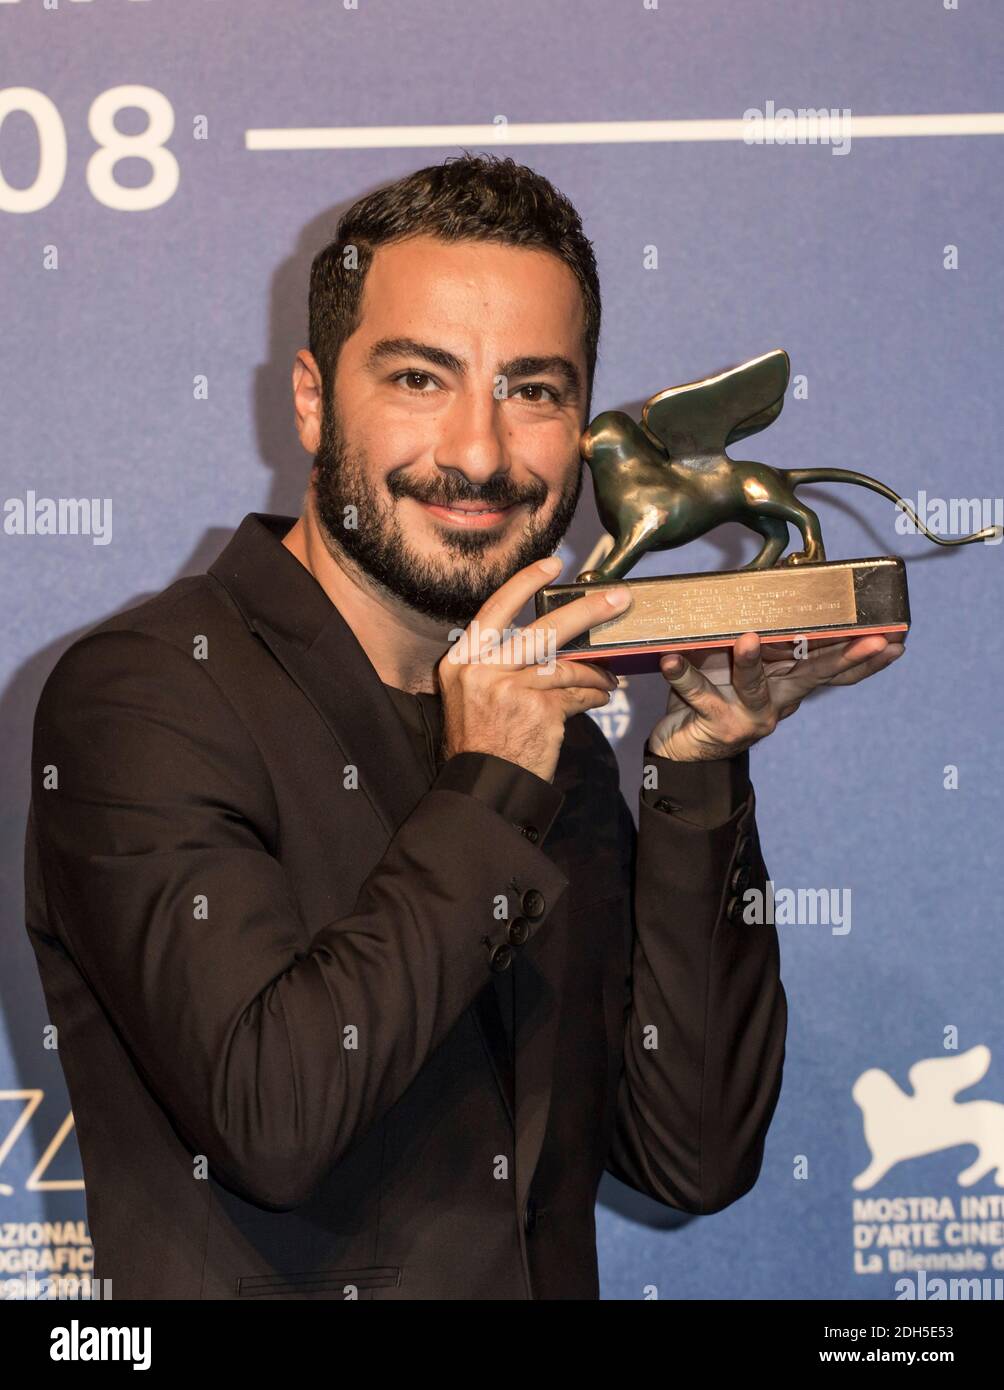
[236,1266,401,1297]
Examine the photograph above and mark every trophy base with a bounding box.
[534,556,910,675]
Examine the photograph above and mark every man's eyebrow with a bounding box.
[365,338,466,375]
[365,338,582,399]
[499,355,582,400]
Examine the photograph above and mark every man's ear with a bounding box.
[293,349,324,454]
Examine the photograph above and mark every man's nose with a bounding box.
[435,401,510,485]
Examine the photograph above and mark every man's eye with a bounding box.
[390,373,560,403]
[393,371,438,393]
[513,383,561,405]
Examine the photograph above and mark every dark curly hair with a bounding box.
[308,152,601,420]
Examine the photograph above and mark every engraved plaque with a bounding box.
[589,566,856,645]
[535,556,910,675]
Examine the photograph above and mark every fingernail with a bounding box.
[604,585,631,608]
[540,556,562,575]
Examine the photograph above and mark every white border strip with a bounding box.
[246,113,1004,151]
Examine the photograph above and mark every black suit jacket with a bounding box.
[24,512,787,1300]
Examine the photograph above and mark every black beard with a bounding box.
[311,399,583,626]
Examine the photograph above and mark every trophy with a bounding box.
[535,348,1000,674]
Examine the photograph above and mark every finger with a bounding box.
[680,647,733,683]
[773,633,893,697]
[834,634,892,661]
[520,658,618,692]
[556,686,614,718]
[521,584,633,656]
[658,650,729,719]
[729,633,774,715]
[759,632,905,698]
[806,634,892,682]
[759,636,848,663]
[771,643,904,704]
[825,644,905,687]
[472,555,565,638]
[759,641,802,662]
[761,632,899,664]
[762,631,907,663]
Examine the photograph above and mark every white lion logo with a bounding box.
[852,1045,1004,1190]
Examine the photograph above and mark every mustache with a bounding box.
[386,470,549,511]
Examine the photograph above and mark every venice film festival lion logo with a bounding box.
[852,1045,1004,1190]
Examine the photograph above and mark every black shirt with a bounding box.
[381,682,517,1058]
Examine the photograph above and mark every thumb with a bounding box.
[658,652,720,716]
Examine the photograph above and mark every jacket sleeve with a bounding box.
[29,629,569,1212]
[604,747,788,1214]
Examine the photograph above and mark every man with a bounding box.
[25,155,903,1301]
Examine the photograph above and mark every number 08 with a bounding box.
[0,84,179,213]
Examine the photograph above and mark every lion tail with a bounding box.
[784,468,1001,547]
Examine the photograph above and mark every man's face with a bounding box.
[308,234,588,627]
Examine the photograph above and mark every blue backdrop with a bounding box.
[2,0,1002,1301]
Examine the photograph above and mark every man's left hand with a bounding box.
[647,632,906,762]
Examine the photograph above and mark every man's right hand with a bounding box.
[438,555,633,783]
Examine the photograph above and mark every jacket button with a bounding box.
[736,833,753,865]
[506,917,529,946]
[521,889,545,921]
[489,943,513,972]
[654,797,677,814]
[726,894,743,924]
[730,863,752,895]
[519,824,540,845]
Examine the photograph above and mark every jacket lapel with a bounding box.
[208,512,431,836]
[208,513,563,1183]
[249,613,433,838]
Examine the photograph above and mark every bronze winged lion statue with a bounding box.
[576,348,1000,583]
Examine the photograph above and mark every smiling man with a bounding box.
[285,229,588,683]
[25,154,903,1302]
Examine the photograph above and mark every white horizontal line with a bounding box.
[245,113,1004,151]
